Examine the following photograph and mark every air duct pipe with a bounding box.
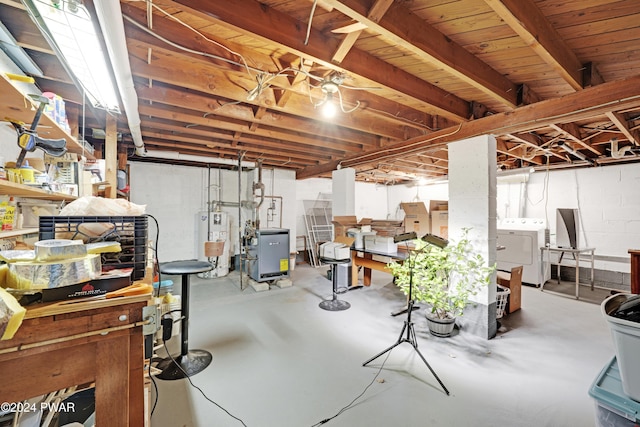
[143,150,256,167]
[93,0,145,156]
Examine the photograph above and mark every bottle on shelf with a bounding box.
[1,197,17,231]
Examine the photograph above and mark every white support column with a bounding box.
[332,167,355,217]
[448,135,497,339]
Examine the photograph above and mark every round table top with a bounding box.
[320,257,351,265]
[159,260,213,275]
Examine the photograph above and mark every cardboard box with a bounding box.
[369,219,404,237]
[363,235,398,254]
[429,200,448,239]
[332,216,358,237]
[431,211,449,239]
[429,200,449,212]
[401,202,430,236]
[40,268,132,302]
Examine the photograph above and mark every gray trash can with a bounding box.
[602,293,640,401]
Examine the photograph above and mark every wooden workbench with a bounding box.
[351,247,408,286]
[0,294,150,426]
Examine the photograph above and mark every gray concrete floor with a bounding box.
[150,264,616,427]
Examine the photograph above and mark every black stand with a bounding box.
[362,252,450,396]
[156,260,213,380]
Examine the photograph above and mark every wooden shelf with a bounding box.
[0,179,77,201]
[0,228,38,239]
[0,73,95,160]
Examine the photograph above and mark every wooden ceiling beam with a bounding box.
[330,0,393,64]
[137,117,329,156]
[139,119,343,158]
[326,0,519,108]
[142,139,312,168]
[550,123,602,155]
[127,41,422,141]
[141,130,327,163]
[485,0,585,91]
[391,156,446,169]
[133,82,378,147]
[606,111,640,146]
[498,140,544,166]
[137,103,364,154]
[297,74,640,178]
[504,133,565,161]
[121,10,436,134]
[171,0,470,121]
[272,57,311,108]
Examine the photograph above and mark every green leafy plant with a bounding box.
[388,228,496,320]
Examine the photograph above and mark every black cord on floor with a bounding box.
[146,213,244,425]
[149,357,158,416]
[145,214,162,299]
[161,340,248,427]
[310,349,394,426]
[145,214,161,417]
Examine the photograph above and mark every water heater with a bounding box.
[196,210,230,278]
[556,208,579,249]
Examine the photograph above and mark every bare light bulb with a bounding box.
[322,93,337,118]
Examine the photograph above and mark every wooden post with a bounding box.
[628,250,640,294]
[105,114,118,198]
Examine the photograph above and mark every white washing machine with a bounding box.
[496,218,550,286]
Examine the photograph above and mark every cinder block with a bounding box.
[249,279,269,292]
[275,279,293,288]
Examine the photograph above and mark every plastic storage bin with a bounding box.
[589,357,640,427]
[602,293,640,402]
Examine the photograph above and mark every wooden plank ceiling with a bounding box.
[1,0,640,183]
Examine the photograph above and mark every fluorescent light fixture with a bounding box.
[557,141,595,165]
[0,21,43,76]
[25,0,120,112]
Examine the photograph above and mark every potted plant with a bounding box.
[388,228,496,337]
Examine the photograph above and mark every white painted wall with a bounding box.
[386,182,449,222]
[522,164,640,272]
[129,163,297,262]
[129,162,206,262]
[295,177,393,244]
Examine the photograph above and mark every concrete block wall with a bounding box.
[448,135,497,339]
[525,164,640,274]
[129,163,296,262]
[551,266,629,291]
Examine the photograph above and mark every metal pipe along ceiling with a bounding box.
[93,0,145,156]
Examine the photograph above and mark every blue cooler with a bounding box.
[589,357,640,427]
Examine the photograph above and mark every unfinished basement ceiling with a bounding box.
[2,0,640,183]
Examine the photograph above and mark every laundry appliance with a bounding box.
[496,218,550,286]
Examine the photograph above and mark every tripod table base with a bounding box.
[319,299,351,311]
[156,349,213,380]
